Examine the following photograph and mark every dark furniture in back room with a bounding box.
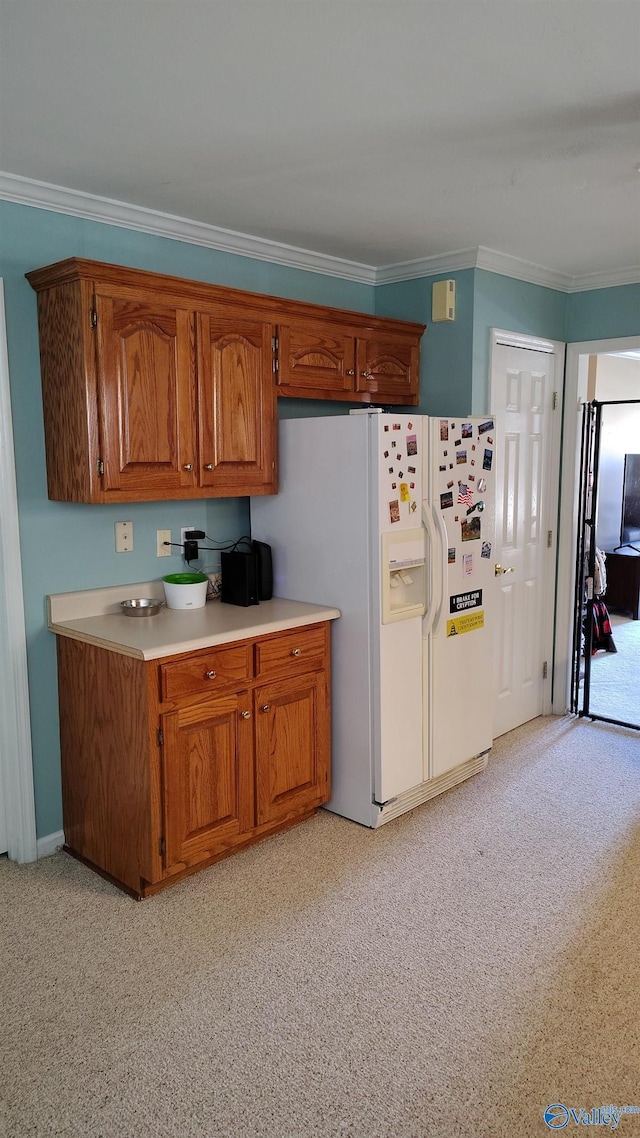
[605,549,640,620]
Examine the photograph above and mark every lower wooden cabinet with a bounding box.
[56,621,332,898]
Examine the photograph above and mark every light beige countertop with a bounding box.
[47,581,340,661]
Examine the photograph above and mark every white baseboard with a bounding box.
[37,830,65,858]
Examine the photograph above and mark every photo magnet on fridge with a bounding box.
[389,500,400,523]
[478,420,494,434]
[448,547,456,563]
[456,449,467,464]
[483,449,493,471]
[481,542,492,558]
[462,423,473,438]
[406,435,417,456]
[440,491,454,509]
[439,465,447,472]
[463,553,473,576]
[440,421,449,441]
[461,516,481,541]
[454,439,461,447]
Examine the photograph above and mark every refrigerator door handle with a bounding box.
[421,503,437,639]
[432,504,449,635]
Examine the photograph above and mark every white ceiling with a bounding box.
[1,0,639,280]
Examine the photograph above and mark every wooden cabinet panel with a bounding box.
[54,619,333,897]
[197,313,277,495]
[277,321,356,394]
[162,692,254,871]
[254,624,327,680]
[255,672,330,827]
[356,333,420,403]
[160,644,252,702]
[95,293,196,495]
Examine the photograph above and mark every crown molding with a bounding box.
[1,172,638,293]
[375,247,480,284]
[0,172,377,285]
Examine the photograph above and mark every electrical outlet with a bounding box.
[115,521,133,553]
[157,528,171,557]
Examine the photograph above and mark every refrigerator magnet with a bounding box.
[391,441,397,448]
[471,459,476,466]
[456,449,467,464]
[439,465,447,472]
[392,482,397,489]
[408,422,413,430]
[393,423,401,430]
[478,419,494,434]
[384,450,389,458]
[462,423,473,439]
[400,482,410,502]
[410,482,415,489]
[443,449,448,456]
[454,439,461,447]
[483,449,493,471]
[389,500,400,523]
[461,517,481,541]
[451,423,456,429]
[463,553,473,576]
[408,465,416,474]
[487,436,494,445]
[440,421,449,441]
[398,471,404,478]
[449,463,454,469]
[406,435,417,456]
[447,479,454,488]
[410,500,417,512]
[440,491,453,509]
[388,467,394,474]
[469,474,475,482]
[477,477,487,493]
[481,541,492,558]
[448,547,456,563]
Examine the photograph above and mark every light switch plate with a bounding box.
[157,528,171,557]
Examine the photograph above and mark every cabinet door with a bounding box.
[95,292,196,495]
[197,313,277,495]
[254,672,330,828]
[277,320,356,395]
[162,692,254,872]
[357,333,420,403]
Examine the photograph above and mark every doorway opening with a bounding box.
[571,395,640,730]
[555,338,640,727]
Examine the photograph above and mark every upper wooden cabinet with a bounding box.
[27,258,424,502]
[275,315,423,404]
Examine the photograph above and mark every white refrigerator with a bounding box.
[251,408,496,827]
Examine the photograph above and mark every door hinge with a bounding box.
[552,391,558,410]
[97,458,104,476]
[158,836,166,856]
[542,661,548,679]
[272,335,279,351]
[547,530,553,548]
[156,728,164,746]
[273,357,279,374]
[90,309,97,329]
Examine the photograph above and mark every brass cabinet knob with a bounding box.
[346,369,355,376]
[361,371,372,379]
[260,704,271,713]
[204,463,214,471]
[183,463,193,471]
[291,648,302,657]
[240,710,251,719]
[205,670,217,679]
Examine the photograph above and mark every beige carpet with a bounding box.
[2,715,639,1138]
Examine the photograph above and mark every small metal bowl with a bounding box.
[120,598,164,618]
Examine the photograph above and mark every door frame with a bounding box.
[0,279,37,862]
[553,334,640,714]
[489,328,564,721]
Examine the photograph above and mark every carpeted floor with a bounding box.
[1,714,639,1138]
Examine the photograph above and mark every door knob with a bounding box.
[495,564,515,576]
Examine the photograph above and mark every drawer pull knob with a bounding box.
[346,369,355,376]
[240,710,251,719]
[183,463,193,471]
[205,670,217,679]
[204,463,214,471]
[291,648,302,657]
[260,704,271,713]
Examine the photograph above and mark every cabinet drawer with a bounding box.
[254,625,327,680]
[160,644,251,702]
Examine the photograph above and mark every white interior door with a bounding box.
[490,332,563,738]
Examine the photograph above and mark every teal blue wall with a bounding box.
[471,270,568,413]
[566,283,640,343]
[1,197,639,840]
[0,200,374,839]
[376,270,475,416]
